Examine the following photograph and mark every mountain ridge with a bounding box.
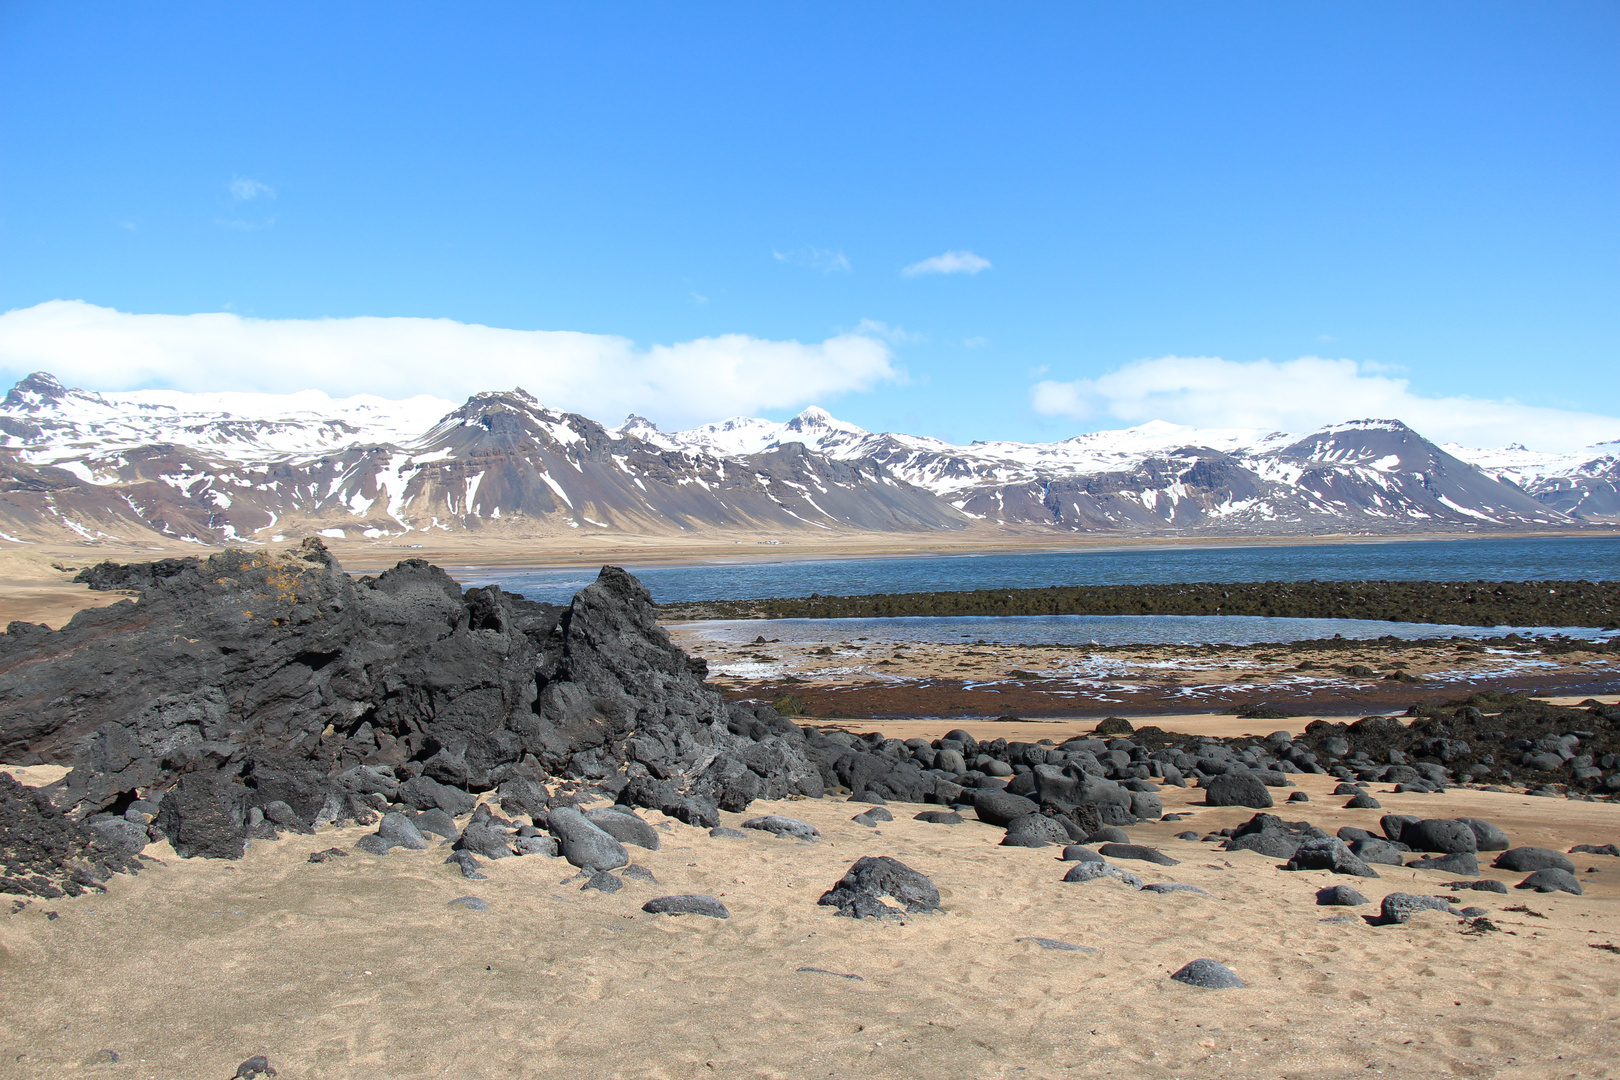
[0,372,1613,548]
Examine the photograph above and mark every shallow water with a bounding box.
[671,613,1616,649]
[461,535,1620,605]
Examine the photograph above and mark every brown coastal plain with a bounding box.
[3,535,1619,1078]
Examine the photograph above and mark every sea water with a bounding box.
[462,535,1620,606]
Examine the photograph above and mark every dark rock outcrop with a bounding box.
[817,856,941,919]
[0,546,825,870]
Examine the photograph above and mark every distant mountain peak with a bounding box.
[4,371,71,410]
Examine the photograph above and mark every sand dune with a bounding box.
[3,768,1618,1079]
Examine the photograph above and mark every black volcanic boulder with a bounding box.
[1204,772,1274,809]
[1493,847,1575,874]
[1459,818,1510,851]
[817,856,941,919]
[153,770,248,860]
[974,789,1039,827]
[1400,819,1478,855]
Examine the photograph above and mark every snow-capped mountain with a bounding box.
[1447,439,1620,521]
[642,411,1586,531]
[0,372,453,462]
[0,371,1609,547]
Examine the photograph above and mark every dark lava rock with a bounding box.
[1493,847,1575,874]
[1349,838,1407,866]
[741,815,821,842]
[584,806,661,850]
[853,810,885,829]
[621,864,657,884]
[1097,842,1180,866]
[1286,838,1380,878]
[1445,878,1509,894]
[307,847,347,863]
[378,812,430,850]
[1332,783,1362,795]
[1571,843,1620,856]
[643,894,730,918]
[1085,825,1131,845]
[446,850,487,879]
[399,776,475,818]
[1344,791,1382,809]
[446,895,489,910]
[1061,861,1143,888]
[153,770,247,860]
[1406,852,1480,876]
[1379,893,1456,924]
[849,791,887,805]
[1401,819,1478,855]
[1287,791,1310,803]
[1,549,824,869]
[547,806,628,871]
[1518,868,1582,894]
[581,870,623,893]
[1223,813,1322,860]
[413,808,459,841]
[973,789,1040,827]
[1060,845,1104,862]
[1203,772,1274,809]
[0,775,144,899]
[1460,818,1510,851]
[1170,959,1244,988]
[1006,813,1071,845]
[708,826,748,839]
[1381,815,1420,841]
[233,1056,277,1080]
[914,810,963,824]
[1001,834,1053,848]
[88,818,150,857]
[453,822,513,860]
[853,806,894,823]
[1317,884,1369,906]
[817,856,941,919]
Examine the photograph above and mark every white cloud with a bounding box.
[0,301,900,430]
[773,247,851,274]
[902,250,991,277]
[1031,355,1620,452]
[229,177,275,201]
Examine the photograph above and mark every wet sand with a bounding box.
[671,625,1620,721]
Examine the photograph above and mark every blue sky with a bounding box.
[1,3,1616,448]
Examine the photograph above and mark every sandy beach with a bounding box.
[3,766,1619,1079]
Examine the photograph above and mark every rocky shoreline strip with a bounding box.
[2,544,1617,902]
[656,578,1620,628]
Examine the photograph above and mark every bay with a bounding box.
[461,535,1620,606]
